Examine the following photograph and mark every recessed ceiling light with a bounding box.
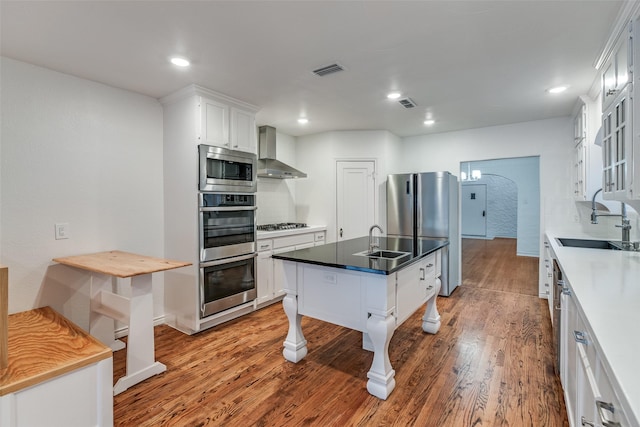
[424,119,435,126]
[547,85,568,94]
[298,117,309,124]
[387,92,402,100]
[170,57,190,67]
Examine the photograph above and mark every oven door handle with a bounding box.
[200,206,257,212]
[200,252,258,267]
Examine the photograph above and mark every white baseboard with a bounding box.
[114,315,165,339]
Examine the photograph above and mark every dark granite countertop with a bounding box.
[271,236,449,275]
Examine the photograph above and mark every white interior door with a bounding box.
[336,161,376,241]
[461,184,487,237]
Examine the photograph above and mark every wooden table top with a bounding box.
[53,250,191,278]
[0,306,112,396]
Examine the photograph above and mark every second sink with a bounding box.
[354,250,410,259]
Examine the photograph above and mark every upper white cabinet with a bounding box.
[572,96,602,202]
[230,107,257,153]
[602,31,629,110]
[600,15,640,203]
[199,96,230,147]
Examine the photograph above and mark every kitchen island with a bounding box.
[273,236,447,400]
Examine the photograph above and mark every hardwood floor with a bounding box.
[113,238,567,426]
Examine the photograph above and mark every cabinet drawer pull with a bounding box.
[581,416,595,426]
[573,330,588,345]
[596,400,621,427]
[426,263,434,268]
[427,285,433,290]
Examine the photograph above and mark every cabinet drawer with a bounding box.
[257,239,273,252]
[272,233,314,249]
[423,253,436,279]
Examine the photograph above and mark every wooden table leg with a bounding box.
[113,273,166,395]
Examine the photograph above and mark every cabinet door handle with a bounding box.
[596,401,621,427]
[573,330,588,345]
[419,268,425,280]
[581,416,595,427]
[339,228,343,238]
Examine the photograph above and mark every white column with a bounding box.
[365,311,396,400]
[422,277,442,334]
[282,293,307,363]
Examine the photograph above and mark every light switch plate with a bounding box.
[55,223,70,240]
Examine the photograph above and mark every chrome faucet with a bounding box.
[590,188,632,246]
[368,224,383,253]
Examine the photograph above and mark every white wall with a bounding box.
[256,131,297,224]
[295,130,402,242]
[0,57,164,329]
[461,157,540,255]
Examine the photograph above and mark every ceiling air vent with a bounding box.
[398,98,417,108]
[312,63,345,77]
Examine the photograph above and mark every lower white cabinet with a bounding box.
[560,281,631,427]
[256,228,326,308]
[395,252,436,326]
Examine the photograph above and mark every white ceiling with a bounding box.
[0,1,624,138]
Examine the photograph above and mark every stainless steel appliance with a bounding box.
[198,192,257,317]
[256,126,307,179]
[199,193,256,262]
[200,253,257,318]
[199,144,257,192]
[387,171,460,296]
[257,222,308,231]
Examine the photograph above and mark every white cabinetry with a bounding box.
[572,96,602,202]
[560,280,631,427]
[199,97,257,154]
[199,96,229,147]
[602,30,629,111]
[543,239,553,317]
[230,107,257,153]
[161,85,259,334]
[256,228,327,308]
[395,252,436,326]
[601,18,640,203]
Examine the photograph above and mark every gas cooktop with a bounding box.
[257,223,308,231]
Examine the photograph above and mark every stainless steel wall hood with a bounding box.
[257,126,307,179]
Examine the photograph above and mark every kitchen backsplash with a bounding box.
[256,178,297,224]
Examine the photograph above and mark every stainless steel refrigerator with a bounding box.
[387,171,460,296]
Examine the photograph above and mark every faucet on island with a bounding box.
[591,188,632,246]
[369,224,383,253]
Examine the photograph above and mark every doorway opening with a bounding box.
[459,156,540,295]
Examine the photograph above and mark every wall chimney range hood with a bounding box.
[257,126,307,179]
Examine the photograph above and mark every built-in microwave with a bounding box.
[199,145,257,192]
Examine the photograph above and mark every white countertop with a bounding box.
[257,225,327,239]
[546,230,640,425]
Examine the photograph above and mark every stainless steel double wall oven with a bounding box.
[198,145,257,318]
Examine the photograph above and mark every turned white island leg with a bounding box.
[366,311,396,400]
[422,277,442,334]
[282,293,308,363]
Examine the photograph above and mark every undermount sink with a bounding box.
[354,250,410,259]
[556,238,621,250]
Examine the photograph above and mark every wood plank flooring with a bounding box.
[113,238,567,426]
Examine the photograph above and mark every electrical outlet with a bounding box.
[55,223,70,240]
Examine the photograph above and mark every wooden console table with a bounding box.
[53,251,191,395]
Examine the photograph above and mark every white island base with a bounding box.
[281,252,442,400]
